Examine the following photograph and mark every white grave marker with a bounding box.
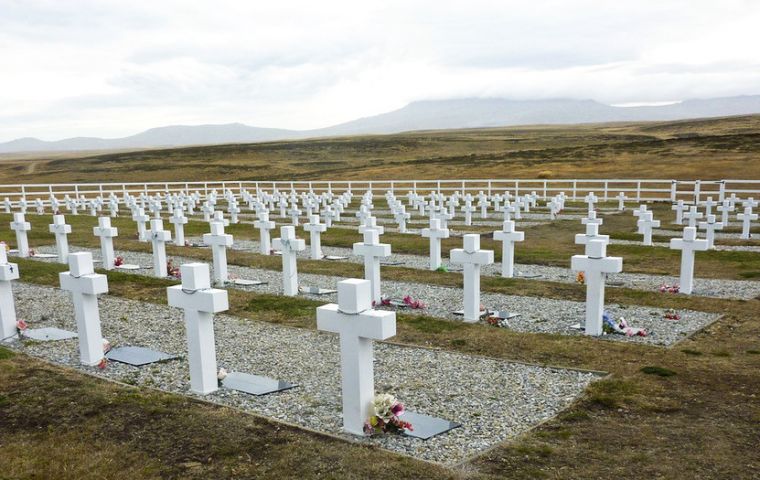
[316,279,396,435]
[420,218,450,270]
[169,208,188,246]
[0,245,19,342]
[203,221,234,283]
[48,214,72,264]
[93,217,118,270]
[669,227,709,295]
[272,226,306,296]
[570,240,622,336]
[10,213,31,257]
[304,214,327,260]
[493,220,524,278]
[353,229,391,303]
[450,234,494,322]
[253,212,275,255]
[149,219,172,277]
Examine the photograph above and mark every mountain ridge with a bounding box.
[3,95,760,153]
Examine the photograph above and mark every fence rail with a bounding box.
[0,179,758,206]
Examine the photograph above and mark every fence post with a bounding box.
[718,180,725,202]
[693,180,701,204]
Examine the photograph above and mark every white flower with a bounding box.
[372,393,396,421]
[217,368,228,380]
[102,338,111,353]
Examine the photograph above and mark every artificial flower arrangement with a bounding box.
[167,260,181,279]
[576,271,585,284]
[372,295,425,310]
[664,309,681,321]
[435,265,449,273]
[217,367,228,386]
[97,338,111,370]
[28,248,35,257]
[363,393,413,436]
[402,295,425,309]
[602,312,647,337]
[15,319,27,339]
[659,284,680,294]
[114,256,124,267]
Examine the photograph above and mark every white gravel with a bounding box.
[6,281,600,464]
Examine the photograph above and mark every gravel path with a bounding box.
[29,245,721,346]
[610,238,760,253]
[6,282,600,464]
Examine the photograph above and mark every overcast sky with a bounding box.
[2,0,759,141]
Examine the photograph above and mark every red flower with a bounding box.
[16,319,28,331]
[97,358,107,370]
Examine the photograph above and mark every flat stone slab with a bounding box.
[222,371,296,396]
[381,261,405,266]
[324,255,348,261]
[23,327,78,341]
[230,279,267,286]
[115,264,142,270]
[31,253,58,259]
[489,311,521,320]
[300,286,337,295]
[453,309,489,318]
[106,346,178,366]
[402,411,461,440]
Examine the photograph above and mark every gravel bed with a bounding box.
[182,236,760,301]
[610,238,760,253]
[651,228,749,240]
[7,282,600,464]
[29,245,721,346]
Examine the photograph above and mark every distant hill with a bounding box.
[3,95,760,153]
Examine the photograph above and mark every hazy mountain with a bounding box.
[3,95,760,153]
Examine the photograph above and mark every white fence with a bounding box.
[0,179,758,205]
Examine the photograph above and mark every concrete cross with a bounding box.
[717,199,735,226]
[393,207,411,233]
[493,220,524,278]
[637,211,661,246]
[450,234,494,322]
[201,202,214,222]
[272,226,306,296]
[316,279,396,435]
[169,208,188,246]
[420,218,450,270]
[669,227,709,294]
[478,198,490,219]
[702,197,717,216]
[683,206,703,228]
[167,263,229,395]
[461,201,475,226]
[584,192,598,214]
[574,222,610,254]
[737,206,758,240]
[93,217,118,270]
[698,214,723,249]
[59,252,108,365]
[253,211,275,254]
[211,210,229,227]
[48,214,72,264]
[149,218,172,277]
[288,203,302,226]
[132,207,149,242]
[304,214,327,260]
[582,210,603,226]
[10,212,31,257]
[203,221,233,283]
[570,240,623,336]
[616,192,628,211]
[353,229,391,303]
[672,200,686,225]
[0,245,20,342]
[358,216,384,236]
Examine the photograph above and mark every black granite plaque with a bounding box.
[23,327,78,341]
[106,346,178,366]
[402,411,461,440]
[222,371,296,395]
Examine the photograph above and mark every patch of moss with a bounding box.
[641,366,677,377]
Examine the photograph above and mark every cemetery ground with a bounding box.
[1,114,760,184]
[1,201,760,479]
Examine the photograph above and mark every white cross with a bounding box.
[672,200,686,225]
[461,202,475,226]
[478,198,490,219]
[358,216,384,236]
[288,204,302,226]
[10,212,31,257]
[48,214,72,264]
[316,279,396,435]
[616,192,628,211]
[132,207,149,242]
[702,197,717,216]
[254,212,275,255]
[59,252,108,365]
[393,207,411,233]
[574,222,610,254]
[323,205,337,227]
[109,199,119,217]
[493,220,524,278]
[211,210,229,227]
[737,207,758,240]
[450,234,494,322]
[228,202,241,224]
[548,198,559,220]
[272,226,306,296]
[149,219,172,277]
[201,202,214,222]
[632,204,648,219]
[149,201,162,219]
[167,263,229,395]
[0,244,20,341]
[169,208,188,246]
[35,199,44,215]
[717,199,734,226]
[420,218,450,270]
[698,214,723,249]
[683,206,703,228]
[353,229,391,303]
[93,217,118,270]
[304,214,327,260]
[637,211,661,246]
[570,240,622,336]
[203,221,233,283]
[582,210,603,226]
[584,192,598,214]
[669,227,709,295]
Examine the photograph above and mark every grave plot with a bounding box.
[8,282,600,464]
[610,238,760,253]
[177,237,760,300]
[25,246,720,345]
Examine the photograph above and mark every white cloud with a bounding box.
[1,0,759,140]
